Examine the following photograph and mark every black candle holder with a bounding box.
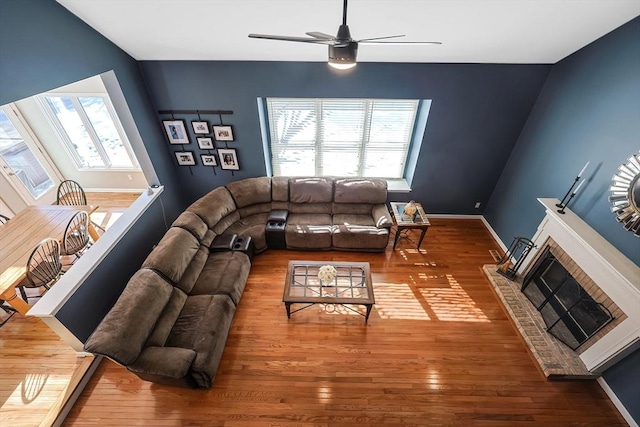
[556,176,580,209]
[557,191,577,214]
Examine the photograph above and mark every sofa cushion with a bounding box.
[145,287,188,347]
[186,187,237,229]
[289,177,333,203]
[212,210,241,235]
[332,224,390,250]
[84,269,173,365]
[226,177,271,209]
[271,176,289,202]
[166,294,236,388]
[127,346,196,384]
[332,203,374,215]
[333,213,375,227]
[285,213,333,249]
[237,202,272,219]
[289,202,332,215]
[171,211,208,241]
[224,212,269,253]
[190,251,251,305]
[334,178,387,204]
[142,227,201,294]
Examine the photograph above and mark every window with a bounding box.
[0,107,55,199]
[38,94,139,170]
[266,98,419,179]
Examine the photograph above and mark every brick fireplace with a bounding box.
[485,198,640,377]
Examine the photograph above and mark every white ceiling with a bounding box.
[58,0,639,64]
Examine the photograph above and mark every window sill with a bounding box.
[386,179,412,193]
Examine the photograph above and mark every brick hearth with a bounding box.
[483,265,597,379]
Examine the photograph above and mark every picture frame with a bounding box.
[162,120,190,144]
[191,120,210,135]
[213,125,234,142]
[197,137,214,150]
[218,148,239,170]
[201,154,218,167]
[175,151,196,166]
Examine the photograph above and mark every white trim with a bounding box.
[528,198,640,371]
[28,186,165,349]
[427,213,482,219]
[386,179,411,192]
[597,377,638,427]
[479,215,509,252]
[52,356,103,427]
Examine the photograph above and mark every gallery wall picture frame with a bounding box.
[201,154,218,167]
[191,120,210,135]
[213,125,234,142]
[197,137,214,150]
[175,151,196,166]
[163,120,190,144]
[218,148,239,170]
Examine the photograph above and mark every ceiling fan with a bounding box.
[248,0,442,70]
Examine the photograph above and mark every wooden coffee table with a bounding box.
[283,261,374,323]
[389,201,431,250]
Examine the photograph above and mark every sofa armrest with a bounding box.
[372,204,393,229]
[128,346,196,379]
[268,209,289,222]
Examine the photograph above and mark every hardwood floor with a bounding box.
[63,219,626,426]
[84,192,141,231]
[0,193,139,427]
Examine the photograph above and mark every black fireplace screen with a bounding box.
[521,247,614,350]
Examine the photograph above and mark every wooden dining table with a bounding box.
[0,205,100,314]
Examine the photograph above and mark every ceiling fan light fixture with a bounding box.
[328,61,356,70]
[328,42,358,70]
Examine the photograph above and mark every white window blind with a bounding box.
[266,98,418,178]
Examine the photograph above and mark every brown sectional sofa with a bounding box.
[84,177,392,388]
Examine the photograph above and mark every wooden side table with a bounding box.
[389,202,431,250]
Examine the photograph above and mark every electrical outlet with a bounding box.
[475,202,481,208]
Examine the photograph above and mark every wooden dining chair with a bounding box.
[56,179,87,206]
[60,210,91,264]
[0,214,10,225]
[17,238,63,302]
[56,179,105,232]
[0,300,16,327]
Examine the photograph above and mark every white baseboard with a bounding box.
[425,213,483,219]
[479,216,509,252]
[421,213,508,252]
[598,377,638,427]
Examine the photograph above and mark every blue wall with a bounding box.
[484,17,640,424]
[2,1,638,421]
[0,0,183,339]
[484,17,640,265]
[140,61,550,208]
[603,348,640,422]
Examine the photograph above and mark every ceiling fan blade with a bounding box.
[359,41,443,45]
[306,32,336,40]
[357,35,406,42]
[248,34,334,44]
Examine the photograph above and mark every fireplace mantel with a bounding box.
[523,198,640,371]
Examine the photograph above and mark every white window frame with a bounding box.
[264,98,420,182]
[37,93,140,171]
